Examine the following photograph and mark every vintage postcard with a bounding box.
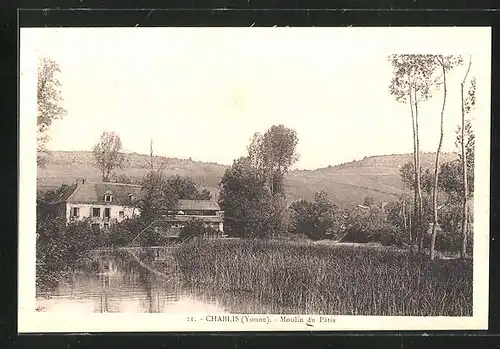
[19,26,491,332]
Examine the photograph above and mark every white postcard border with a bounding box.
[18,26,491,333]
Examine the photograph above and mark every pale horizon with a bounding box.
[22,27,488,170]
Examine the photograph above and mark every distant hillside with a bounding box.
[37,151,458,207]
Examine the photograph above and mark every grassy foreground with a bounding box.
[173,239,472,316]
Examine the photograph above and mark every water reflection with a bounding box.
[36,250,226,314]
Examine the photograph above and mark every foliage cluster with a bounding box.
[37,58,67,167]
[178,219,222,241]
[289,190,343,240]
[139,172,212,222]
[36,217,102,295]
[219,125,299,238]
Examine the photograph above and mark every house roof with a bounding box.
[48,179,220,210]
[61,181,142,206]
[176,199,221,211]
[49,183,78,203]
[162,215,223,223]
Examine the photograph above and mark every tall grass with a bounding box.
[174,239,472,316]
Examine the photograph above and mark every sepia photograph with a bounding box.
[19,26,490,332]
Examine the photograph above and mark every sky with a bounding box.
[21,27,490,170]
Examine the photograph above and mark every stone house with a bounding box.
[41,178,142,230]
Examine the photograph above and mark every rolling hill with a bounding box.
[37,151,458,207]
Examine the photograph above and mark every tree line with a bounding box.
[388,54,475,259]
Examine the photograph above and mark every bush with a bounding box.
[378,224,404,246]
[109,218,173,247]
[179,219,221,241]
[289,191,343,241]
[108,218,143,246]
[36,217,103,296]
[342,206,402,246]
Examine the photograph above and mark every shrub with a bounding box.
[36,216,103,296]
[179,219,221,241]
[342,206,402,246]
[289,191,343,241]
[108,218,143,246]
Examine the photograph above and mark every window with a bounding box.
[72,207,80,217]
[119,211,125,219]
[92,208,101,217]
[103,223,109,230]
[104,194,112,202]
[104,207,111,218]
[91,223,100,230]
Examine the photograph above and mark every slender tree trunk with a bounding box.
[402,194,407,232]
[414,94,424,254]
[408,201,412,240]
[150,139,154,172]
[460,58,472,259]
[430,57,447,261]
[409,83,419,253]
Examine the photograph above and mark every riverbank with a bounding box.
[171,238,473,316]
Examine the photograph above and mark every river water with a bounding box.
[36,249,228,313]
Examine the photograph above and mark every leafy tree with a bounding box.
[218,157,273,238]
[438,159,474,201]
[139,171,178,223]
[92,131,126,182]
[290,190,339,240]
[459,58,476,258]
[389,54,439,253]
[400,161,416,190]
[400,162,434,195]
[421,168,436,196]
[247,124,299,195]
[245,125,299,235]
[37,57,67,167]
[430,55,463,260]
[165,175,212,200]
[139,172,212,224]
[219,125,299,238]
[343,206,401,246]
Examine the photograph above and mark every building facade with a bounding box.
[41,178,142,229]
[160,199,224,236]
[41,178,224,235]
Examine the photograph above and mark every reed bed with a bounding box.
[173,239,472,316]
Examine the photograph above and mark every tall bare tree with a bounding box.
[460,57,475,258]
[143,138,168,173]
[37,57,67,167]
[389,54,438,253]
[429,55,463,260]
[92,131,126,182]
